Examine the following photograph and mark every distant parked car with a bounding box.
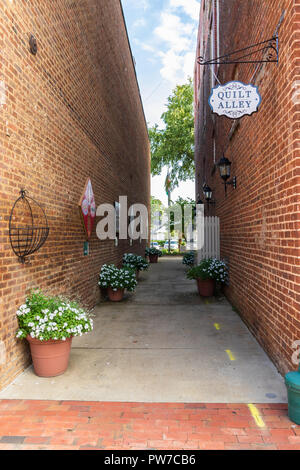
[151,241,160,248]
[163,240,179,250]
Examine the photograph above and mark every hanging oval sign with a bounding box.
[209,81,261,119]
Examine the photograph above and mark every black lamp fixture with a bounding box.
[203,184,215,208]
[217,155,237,195]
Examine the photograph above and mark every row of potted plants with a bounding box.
[98,263,137,302]
[187,258,228,297]
[182,251,196,267]
[98,252,151,302]
[123,253,149,276]
[145,247,162,263]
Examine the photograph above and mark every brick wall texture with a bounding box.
[194,0,300,375]
[0,0,150,390]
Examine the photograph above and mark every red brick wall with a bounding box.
[0,0,150,390]
[195,0,300,375]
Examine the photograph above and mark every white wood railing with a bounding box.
[197,216,220,261]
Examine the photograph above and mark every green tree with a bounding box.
[150,196,165,233]
[172,196,195,242]
[149,78,195,188]
[151,196,164,216]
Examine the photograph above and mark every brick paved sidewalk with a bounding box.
[0,400,299,450]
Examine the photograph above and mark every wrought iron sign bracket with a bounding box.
[198,36,279,66]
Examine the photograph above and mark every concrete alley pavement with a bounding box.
[0,257,287,403]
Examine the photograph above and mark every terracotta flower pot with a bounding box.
[107,287,124,302]
[149,254,158,263]
[136,269,140,280]
[26,335,72,378]
[197,278,215,297]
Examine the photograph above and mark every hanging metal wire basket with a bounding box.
[9,189,49,263]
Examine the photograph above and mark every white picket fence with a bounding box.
[197,216,220,262]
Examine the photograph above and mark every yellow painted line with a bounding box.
[248,404,266,428]
[214,323,221,330]
[225,349,236,361]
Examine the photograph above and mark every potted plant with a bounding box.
[99,263,137,301]
[187,258,228,297]
[183,251,196,268]
[16,290,93,377]
[123,253,149,279]
[145,247,162,263]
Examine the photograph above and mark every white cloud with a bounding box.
[153,6,199,87]
[158,49,195,87]
[127,0,200,200]
[131,1,200,88]
[154,13,194,53]
[169,0,200,21]
[183,51,196,78]
[131,0,200,123]
[133,18,146,29]
[134,37,157,53]
[141,0,149,9]
[158,50,185,85]
[122,0,149,11]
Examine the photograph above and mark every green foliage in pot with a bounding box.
[187,258,228,284]
[183,251,195,265]
[16,290,93,341]
[123,253,149,271]
[183,251,195,267]
[99,263,137,292]
[145,247,163,257]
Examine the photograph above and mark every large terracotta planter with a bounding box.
[107,287,124,302]
[26,335,72,378]
[197,278,215,297]
[149,254,158,263]
[136,269,140,280]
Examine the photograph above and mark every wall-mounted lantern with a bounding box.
[197,183,216,215]
[203,184,213,202]
[217,155,237,195]
[202,185,216,212]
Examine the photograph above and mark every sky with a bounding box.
[121,0,200,206]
